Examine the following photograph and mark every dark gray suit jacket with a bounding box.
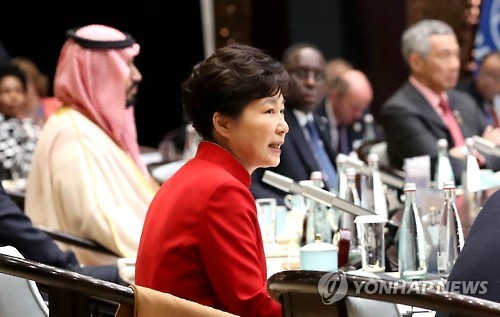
[379,81,500,184]
[251,107,338,202]
[447,189,500,303]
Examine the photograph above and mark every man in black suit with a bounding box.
[456,51,500,127]
[315,67,377,154]
[379,19,500,184]
[251,43,338,202]
[447,189,500,302]
[0,182,123,284]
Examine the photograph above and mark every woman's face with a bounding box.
[0,75,26,117]
[224,93,288,174]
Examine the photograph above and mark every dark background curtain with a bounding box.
[0,0,475,147]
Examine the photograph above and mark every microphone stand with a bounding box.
[262,170,375,217]
[336,153,405,190]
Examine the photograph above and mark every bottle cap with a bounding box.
[404,182,416,191]
[310,171,323,180]
[437,138,448,148]
[364,113,374,123]
[336,153,347,165]
[367,153,379,162]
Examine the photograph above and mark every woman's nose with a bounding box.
[278,117,289,134]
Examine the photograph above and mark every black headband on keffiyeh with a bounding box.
[66,27,136,50]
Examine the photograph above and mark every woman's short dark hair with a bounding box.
[182,44,290,141]
[0,64,27,92]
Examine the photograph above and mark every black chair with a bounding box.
[35,225,120,257]
[268,270,500,317]
[0,249,133,317]
[0,247,238,317]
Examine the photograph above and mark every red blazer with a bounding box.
[135,141,281,317]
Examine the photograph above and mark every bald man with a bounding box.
[315,68,376,154]
[324,58,353,85]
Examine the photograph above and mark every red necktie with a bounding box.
[439,99,465,147]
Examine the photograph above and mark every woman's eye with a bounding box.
[266,109,275,114]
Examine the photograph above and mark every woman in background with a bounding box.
[0,64,39,180]
[135,44,289,317]
[11,57,62,127]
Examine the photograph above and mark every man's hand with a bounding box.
[482,125,500,146]
[449,145,486,167]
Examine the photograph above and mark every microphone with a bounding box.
[262,170,375,217]
[336,153,405,189]
[472,135,500,156]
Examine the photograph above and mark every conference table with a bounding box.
[267,269,500,317]
[264,170,500,316]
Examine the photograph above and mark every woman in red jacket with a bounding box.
[135,44,289,317]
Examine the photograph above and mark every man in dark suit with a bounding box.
[379,19,500,184]
[447,189,500,302]
[456,51,500,127]
[251,43,338,202]
[0,182,123,284]
[315,68,378,154]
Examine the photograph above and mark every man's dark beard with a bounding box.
[126,83,139,108]
[126,95,137,108]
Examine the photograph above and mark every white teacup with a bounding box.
[300,241,338,272]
